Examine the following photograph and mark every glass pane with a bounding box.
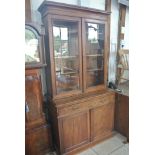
[85,22,105,87]
[53,20,80,94]
[25,29,40,63]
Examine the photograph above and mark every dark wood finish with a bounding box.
[26,124,52,155]
[115,93,129,140]
[25,69,52,155]
[25,69,46,129]
[106,0,112,12]
[38,1,111,17]
[25,0,31,22]
[117,4,126,50]
[38,1,114,155]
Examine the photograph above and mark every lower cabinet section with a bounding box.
[51,91,115,155]
[25,124,52,155]
[59,111,90,153]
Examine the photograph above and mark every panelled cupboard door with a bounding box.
[25,69,45,128]
[59,111,90,153]
[90,102,115,141]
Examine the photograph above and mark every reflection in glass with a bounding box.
[53,20,80,93]
[86,22,105,87]
[25,29,40,63]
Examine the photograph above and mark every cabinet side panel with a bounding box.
[25,69,45,128]
[115,93,129,139]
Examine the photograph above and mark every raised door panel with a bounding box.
[91,101,114,141]
[25,69,45,128]
[59,111,90,153]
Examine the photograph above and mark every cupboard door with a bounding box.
[59,111,90,153]
[51,16,82,96]
[25,69,45,128]
[91,101,114,141]
[83,19,108,91]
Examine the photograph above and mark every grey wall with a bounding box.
[108,0,129,83]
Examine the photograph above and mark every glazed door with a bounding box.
[59,111,90,153]
[90,101,115,141]
[25,69,45,128]
[82,19,108,92]
[50,15,82,97]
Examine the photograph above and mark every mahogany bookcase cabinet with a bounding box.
[38,1,115,154]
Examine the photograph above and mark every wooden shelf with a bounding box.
[55,56,77,59]
[86,54,103,57]
[87,68,103,72]
[57,71,78,75]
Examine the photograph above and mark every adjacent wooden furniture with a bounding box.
[38,1,114,154]
[25,21,52,155]
[25,23,46,69]
[25,69,52,155]
[115,93,129,141]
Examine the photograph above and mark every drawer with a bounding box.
[93,94,115,107]
[58,93,115,117]
[58,102,87,116]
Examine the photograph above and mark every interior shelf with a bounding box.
[55,56,77,59]
[86,54,103,57]
[87,68,103,72]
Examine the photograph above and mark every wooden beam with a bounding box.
[117,4,126,50]
[25,0,31,22]
[106,0,111,12]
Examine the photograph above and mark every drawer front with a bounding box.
[58,93,115,117]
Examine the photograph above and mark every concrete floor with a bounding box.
[46,133,129,155]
